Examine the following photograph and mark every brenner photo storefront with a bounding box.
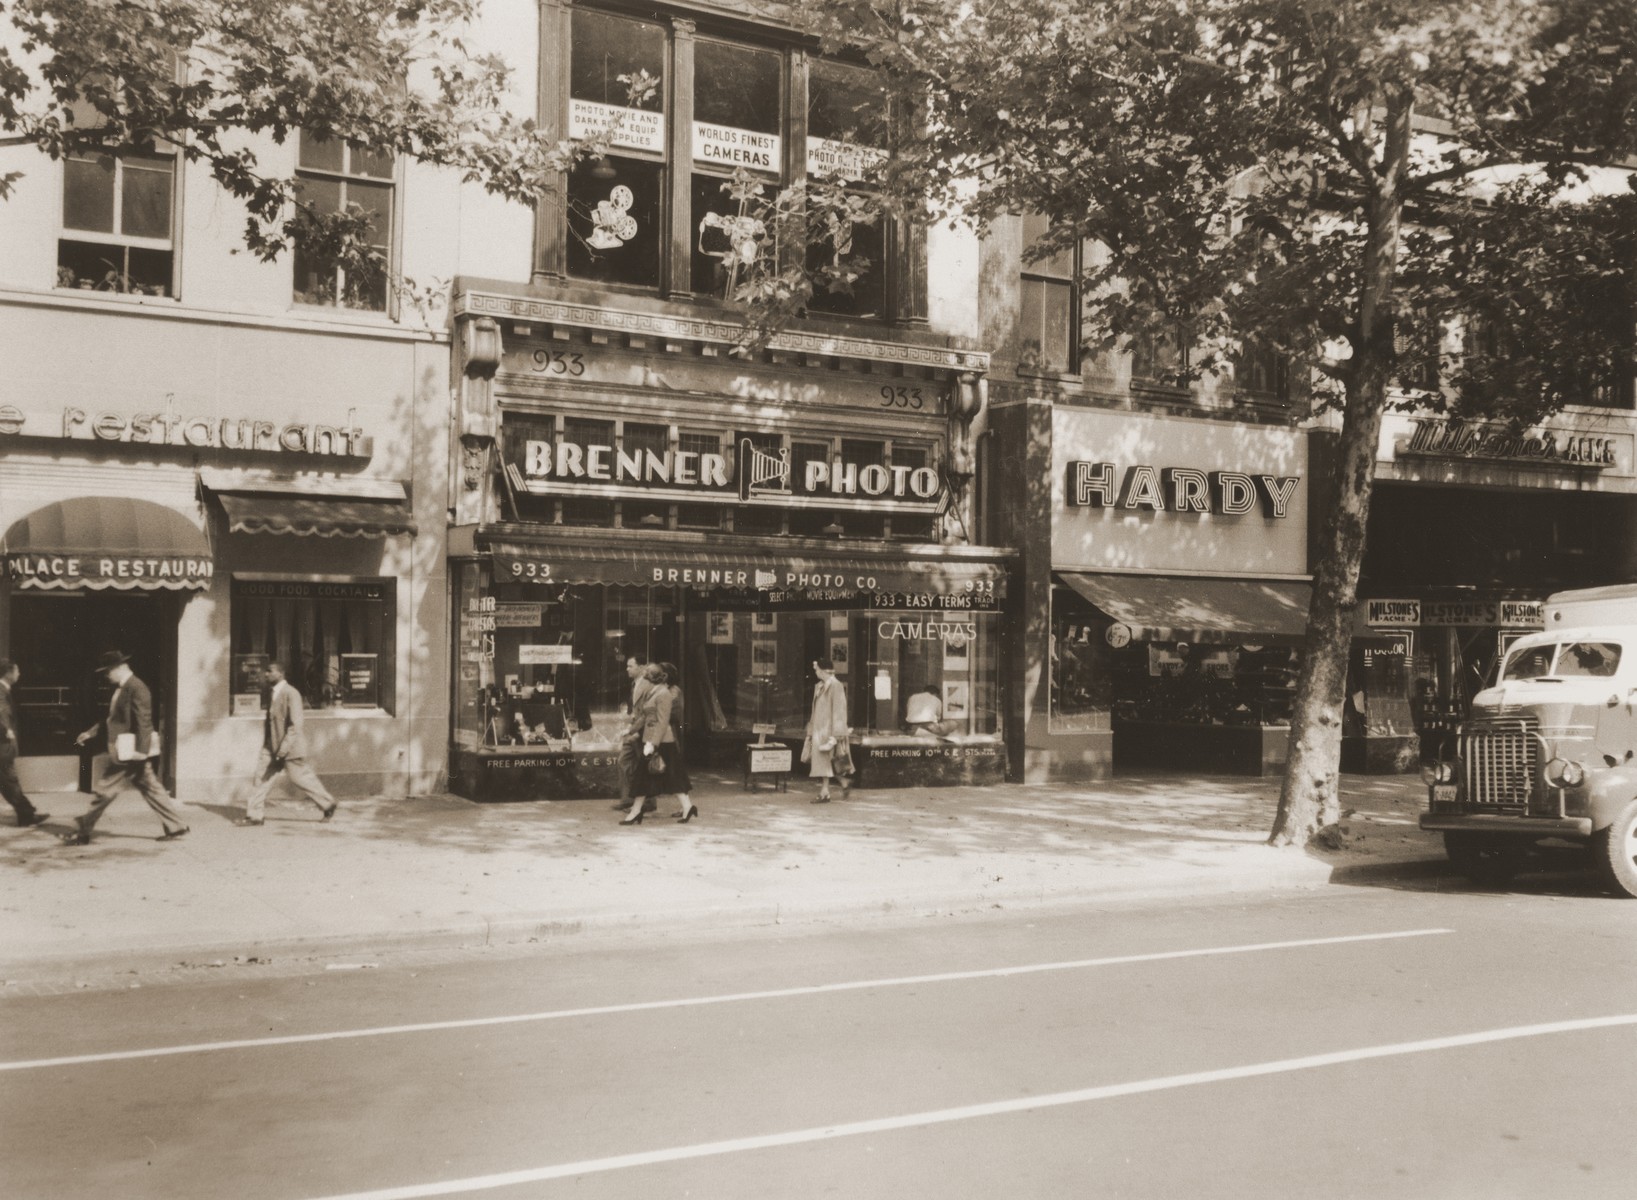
[447,296,1012,801]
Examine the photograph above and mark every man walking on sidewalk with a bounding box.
[0,659,47,827]
[237,661,337,826]
[63,650,188,845]
[612,654,657,814]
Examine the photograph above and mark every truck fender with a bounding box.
[1579,764,1637,830]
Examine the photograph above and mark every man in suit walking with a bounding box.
[612,653,657,814]
[63,650,188,845]
[0,658,48,827]
[237,660,338,826]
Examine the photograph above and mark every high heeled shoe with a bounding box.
[618,811,643,826]
[676,802,700,823]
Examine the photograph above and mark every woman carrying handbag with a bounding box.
[621,663,680,826]
[802,656,853,803]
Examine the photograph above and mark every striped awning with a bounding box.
[3,497,214,590]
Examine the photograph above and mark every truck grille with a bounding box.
[1461,717,1539,811]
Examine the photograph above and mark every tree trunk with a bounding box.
[1269,95,1414,848]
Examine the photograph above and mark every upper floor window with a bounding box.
[1234,340,1290,405]
[1131,323,1193,389]
[691,39,783,300]
[293,132,396,312]
[1019,214,1079,375]
[557,13,902,321]
[805,60,889,320]
[567,8,667,289]
[58,151,176,295]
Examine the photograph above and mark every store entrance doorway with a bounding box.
[7,592,180,793]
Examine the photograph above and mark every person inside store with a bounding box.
[803,656,853,803]
[613,654,656,815]
[622,662,684,826]
[905,684,958,737]
[659,661,697,823]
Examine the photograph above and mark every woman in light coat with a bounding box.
[621,663,679,825]
[804,656,852,803]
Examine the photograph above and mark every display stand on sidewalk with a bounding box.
[743,723,791,792]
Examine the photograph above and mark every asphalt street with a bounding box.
[6,878,1637,1200]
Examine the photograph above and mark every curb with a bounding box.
[1,852,1446,987]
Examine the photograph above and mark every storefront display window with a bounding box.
[453,563,677,752]
[230,578,395,715]
[452,559,1003,761]
[1049,585,1296,732]
[696,603,1000,743]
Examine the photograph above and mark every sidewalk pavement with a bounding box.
[0,770,1448,984]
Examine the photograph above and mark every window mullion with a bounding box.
[667,18,696,298]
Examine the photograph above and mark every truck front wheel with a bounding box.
[1444,832,1526,887]
[1591,800,1637,898]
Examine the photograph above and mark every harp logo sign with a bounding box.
[1065,461,1301,519]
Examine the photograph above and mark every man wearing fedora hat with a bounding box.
[62,650,188,845]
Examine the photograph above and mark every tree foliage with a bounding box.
[0,0,629,302]
[761,0,1637,843]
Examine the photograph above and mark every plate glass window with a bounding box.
[805,61,889,319]
[691,40,782,299]
[567,9,667,289]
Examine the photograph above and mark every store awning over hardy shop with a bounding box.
[3,497,214,590]
[1057,572,1311,643]
[201,470,417,539]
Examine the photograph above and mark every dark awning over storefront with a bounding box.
[202,470,416,539]
[3,497,215,591]
[1057,572,1311,642]
[214,493,417,539]
[480,536,1010,600]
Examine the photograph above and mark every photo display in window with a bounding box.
[567,157,664,288]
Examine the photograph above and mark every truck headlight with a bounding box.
[1420,761,1456,785]
[1544,758,1585,788]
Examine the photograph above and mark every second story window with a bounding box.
[691,39,783,300]
[805,60,889,320]
[1019,214,1079,375]
[1131,323,1193,389]
[567,8,667,289]
[58,151,176,295]
[293,133,395,312]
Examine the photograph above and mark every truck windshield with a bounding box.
[1556,641,1622,678]
[1503,645,1557,679]
[1503,641,1622,679]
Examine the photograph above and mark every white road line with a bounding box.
[0,928,1452,1073]
[300,1012,1637,1199]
